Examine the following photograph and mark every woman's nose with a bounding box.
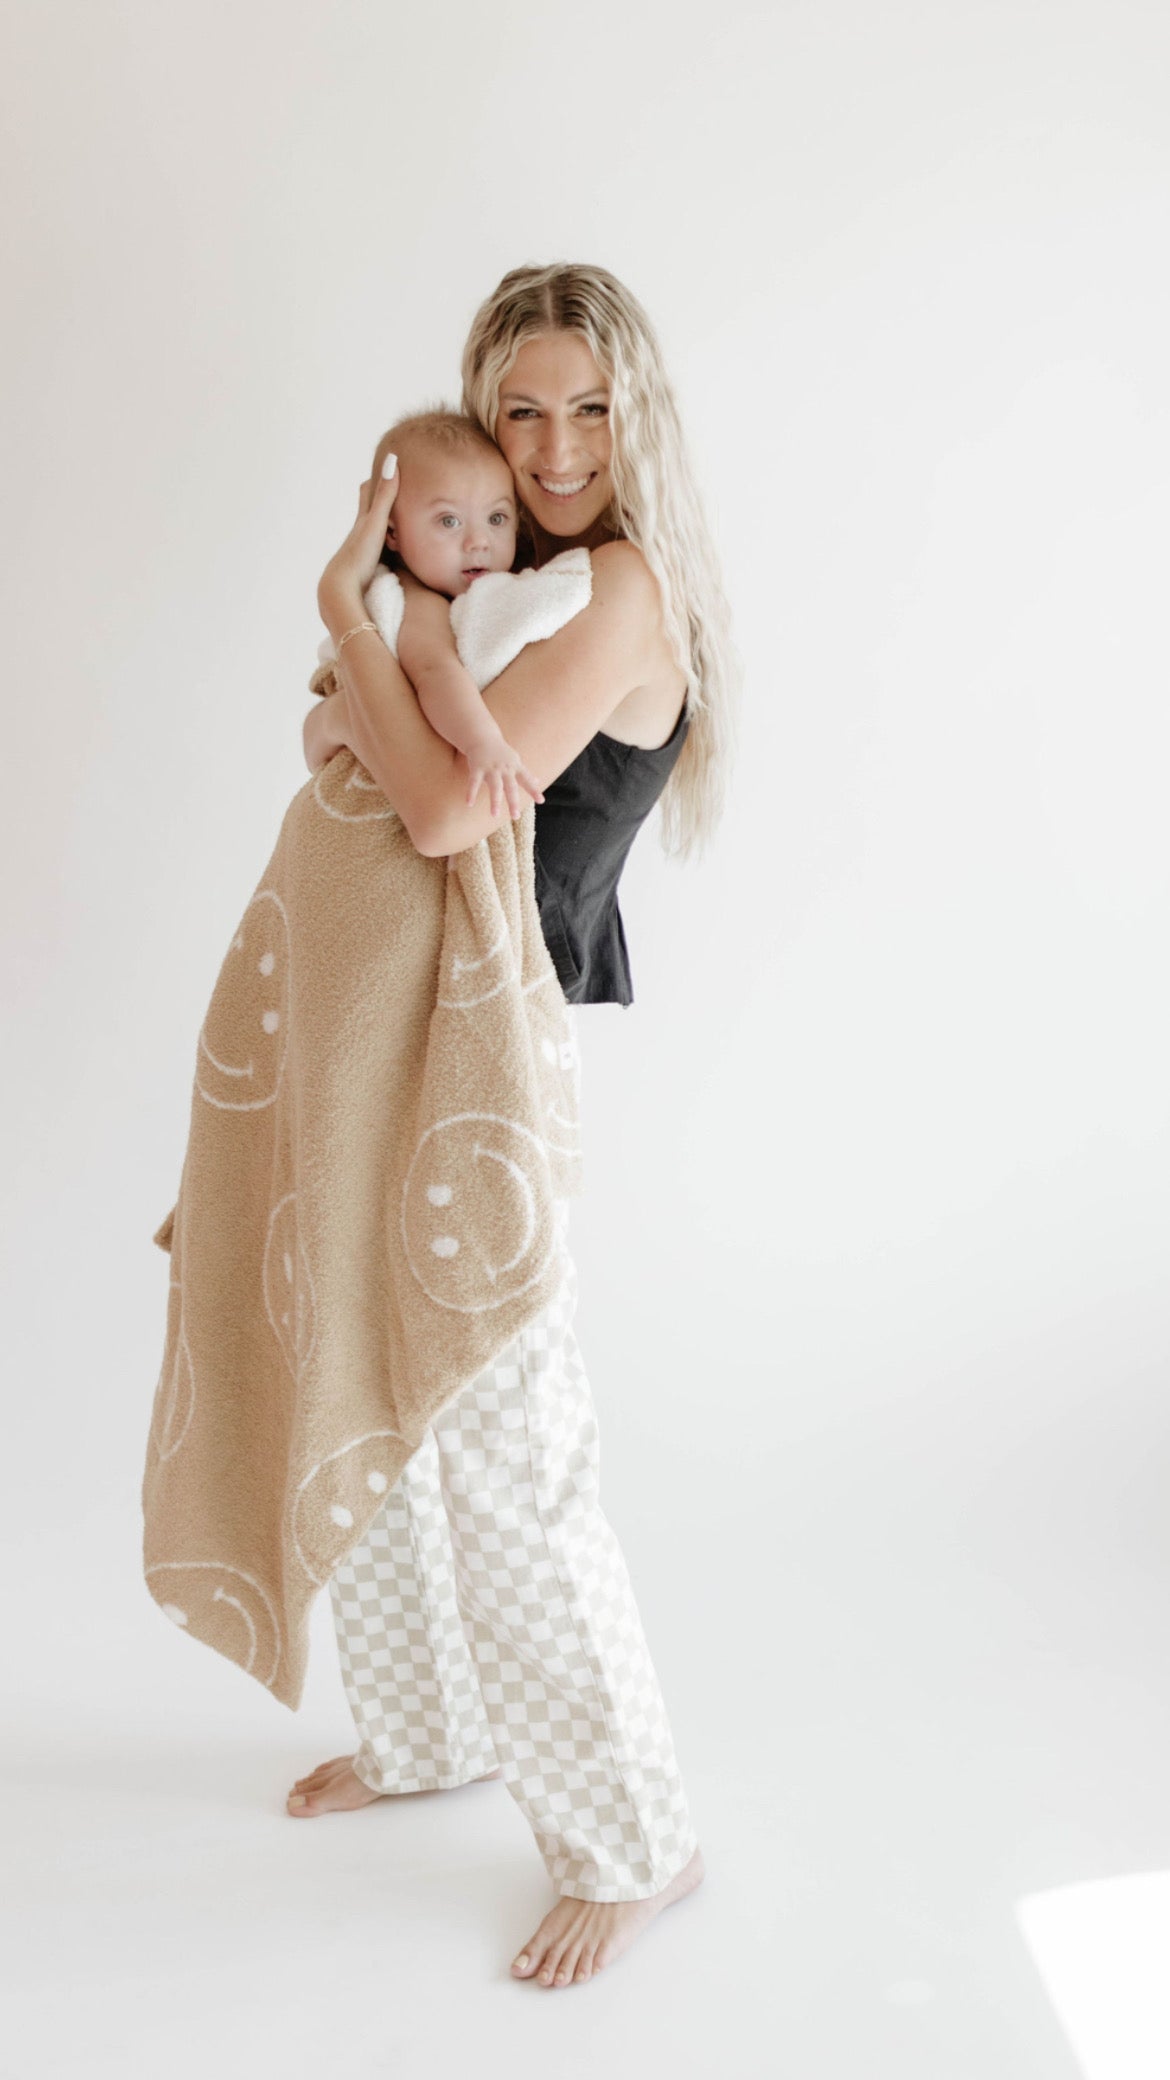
[537,419,577,468]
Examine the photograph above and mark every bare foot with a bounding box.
[510,1845,705,1987]
[286,1753,501,1816]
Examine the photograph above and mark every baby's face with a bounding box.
[385,446,519,597]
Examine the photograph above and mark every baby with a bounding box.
[356,409,544,813]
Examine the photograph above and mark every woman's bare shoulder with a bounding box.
[591,538,683,688]
[589,539,673,642]
[590,537,654,589]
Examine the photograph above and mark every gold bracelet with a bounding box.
[335,619,380,659]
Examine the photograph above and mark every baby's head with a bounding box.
[371,410,520,598]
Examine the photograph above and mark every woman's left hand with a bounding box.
[317,455,399,629]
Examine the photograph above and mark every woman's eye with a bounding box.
[506,404,607,419]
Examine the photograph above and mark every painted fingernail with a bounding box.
[381,453,397,478]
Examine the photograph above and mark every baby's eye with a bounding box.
[489,512,510,526]
[438,514,460,528]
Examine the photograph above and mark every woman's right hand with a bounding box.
[317,454,399,630]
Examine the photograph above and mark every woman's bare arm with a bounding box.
[328,541,665,856]
[316,583,471,849]
[306,458,467,847]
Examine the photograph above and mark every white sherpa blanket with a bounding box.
[317,546,593,689]
[142,549,591,1711]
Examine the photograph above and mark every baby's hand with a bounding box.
[458,728,545,820]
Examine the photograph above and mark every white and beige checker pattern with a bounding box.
[329,1196,699,1904]
[328,1434,500,1792]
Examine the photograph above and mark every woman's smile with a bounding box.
[531,472,597,500]
[494,333,615,548]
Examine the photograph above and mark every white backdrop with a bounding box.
[2,3,1168,2074]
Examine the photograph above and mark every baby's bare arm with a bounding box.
[415,659,546,815]
[414,657,504,766]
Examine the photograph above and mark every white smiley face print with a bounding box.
[146,1561,282,1689]
[436,871,513,1010]
[401,1113,558,1312]
[290,1432,406,1586]
[149,1278,196,1462]
[313,746,399,824]
[196,889,290,1111]
[262,1193,317,1379]
[436,918,513,1009]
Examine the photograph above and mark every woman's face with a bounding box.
[493,332,614,543]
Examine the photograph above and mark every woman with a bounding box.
[287,264,738,1990]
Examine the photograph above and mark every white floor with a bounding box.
[7,1335,1170,2080]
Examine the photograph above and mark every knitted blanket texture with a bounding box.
[142,552,591,1708]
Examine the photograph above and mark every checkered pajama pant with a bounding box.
[327,1198,699,1903]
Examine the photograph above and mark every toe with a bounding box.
[553,1941,584,1987]
[299,1757,347,1786]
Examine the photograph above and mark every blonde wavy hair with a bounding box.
[460,263,740,862]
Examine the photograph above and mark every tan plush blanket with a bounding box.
[142,560,588,1710]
